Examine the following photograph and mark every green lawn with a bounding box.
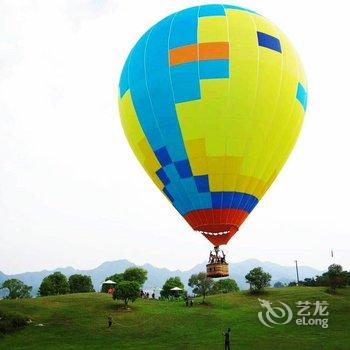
[0,287,349,349]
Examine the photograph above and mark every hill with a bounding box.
[0,287,349,349]
[0,259,323,296]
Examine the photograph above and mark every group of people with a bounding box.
[185,296,193,307]
[208,248,226,264]
[140,290,156,299]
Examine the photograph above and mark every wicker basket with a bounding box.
[206,262,229,278]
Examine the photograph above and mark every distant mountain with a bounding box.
[0,259,323,296]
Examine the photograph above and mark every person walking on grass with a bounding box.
[223,328,231,350]
[108,315,113,328]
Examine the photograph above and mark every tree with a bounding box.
[245,267,271,294]
[213,278,239,294]
[123,267,148,286]
[38,272,70,296]
[161,277,184,299]
[314,274,328,286]
[327,264,346,293]
[273,281,285,288]
[69,274,94,293]
[344,271,350,286]
[107,273,124,284]
[113,280,140,308]
[188,272,214,303]
[0,279,32,299]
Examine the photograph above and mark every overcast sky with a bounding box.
[1,0,349,274]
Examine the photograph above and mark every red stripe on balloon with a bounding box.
[184,208,249,246]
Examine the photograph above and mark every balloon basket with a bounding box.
[206,262,229,278]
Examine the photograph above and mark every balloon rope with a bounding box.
[220,245,227,349]
[114,317,154,327]
[221,280,224,349]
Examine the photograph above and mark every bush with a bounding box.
[0,310,28,335]
[213,279,239,294]
[273,281,285,288]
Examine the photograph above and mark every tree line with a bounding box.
[1,263,348,301]
[0,273,95,299]
[291,264,350,293]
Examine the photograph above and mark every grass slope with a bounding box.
[0,287,349,350]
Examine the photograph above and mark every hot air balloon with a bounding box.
[118,4,307,278]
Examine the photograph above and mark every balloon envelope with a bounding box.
[118,4,307,246]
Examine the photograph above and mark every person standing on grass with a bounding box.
[108,315,113,328]
[223,328,231,350]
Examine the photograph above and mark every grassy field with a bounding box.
[0,287,349,349]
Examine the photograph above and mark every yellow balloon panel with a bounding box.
[118,4,307,240]
[118,91,163,190]
[175,9,306,198]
